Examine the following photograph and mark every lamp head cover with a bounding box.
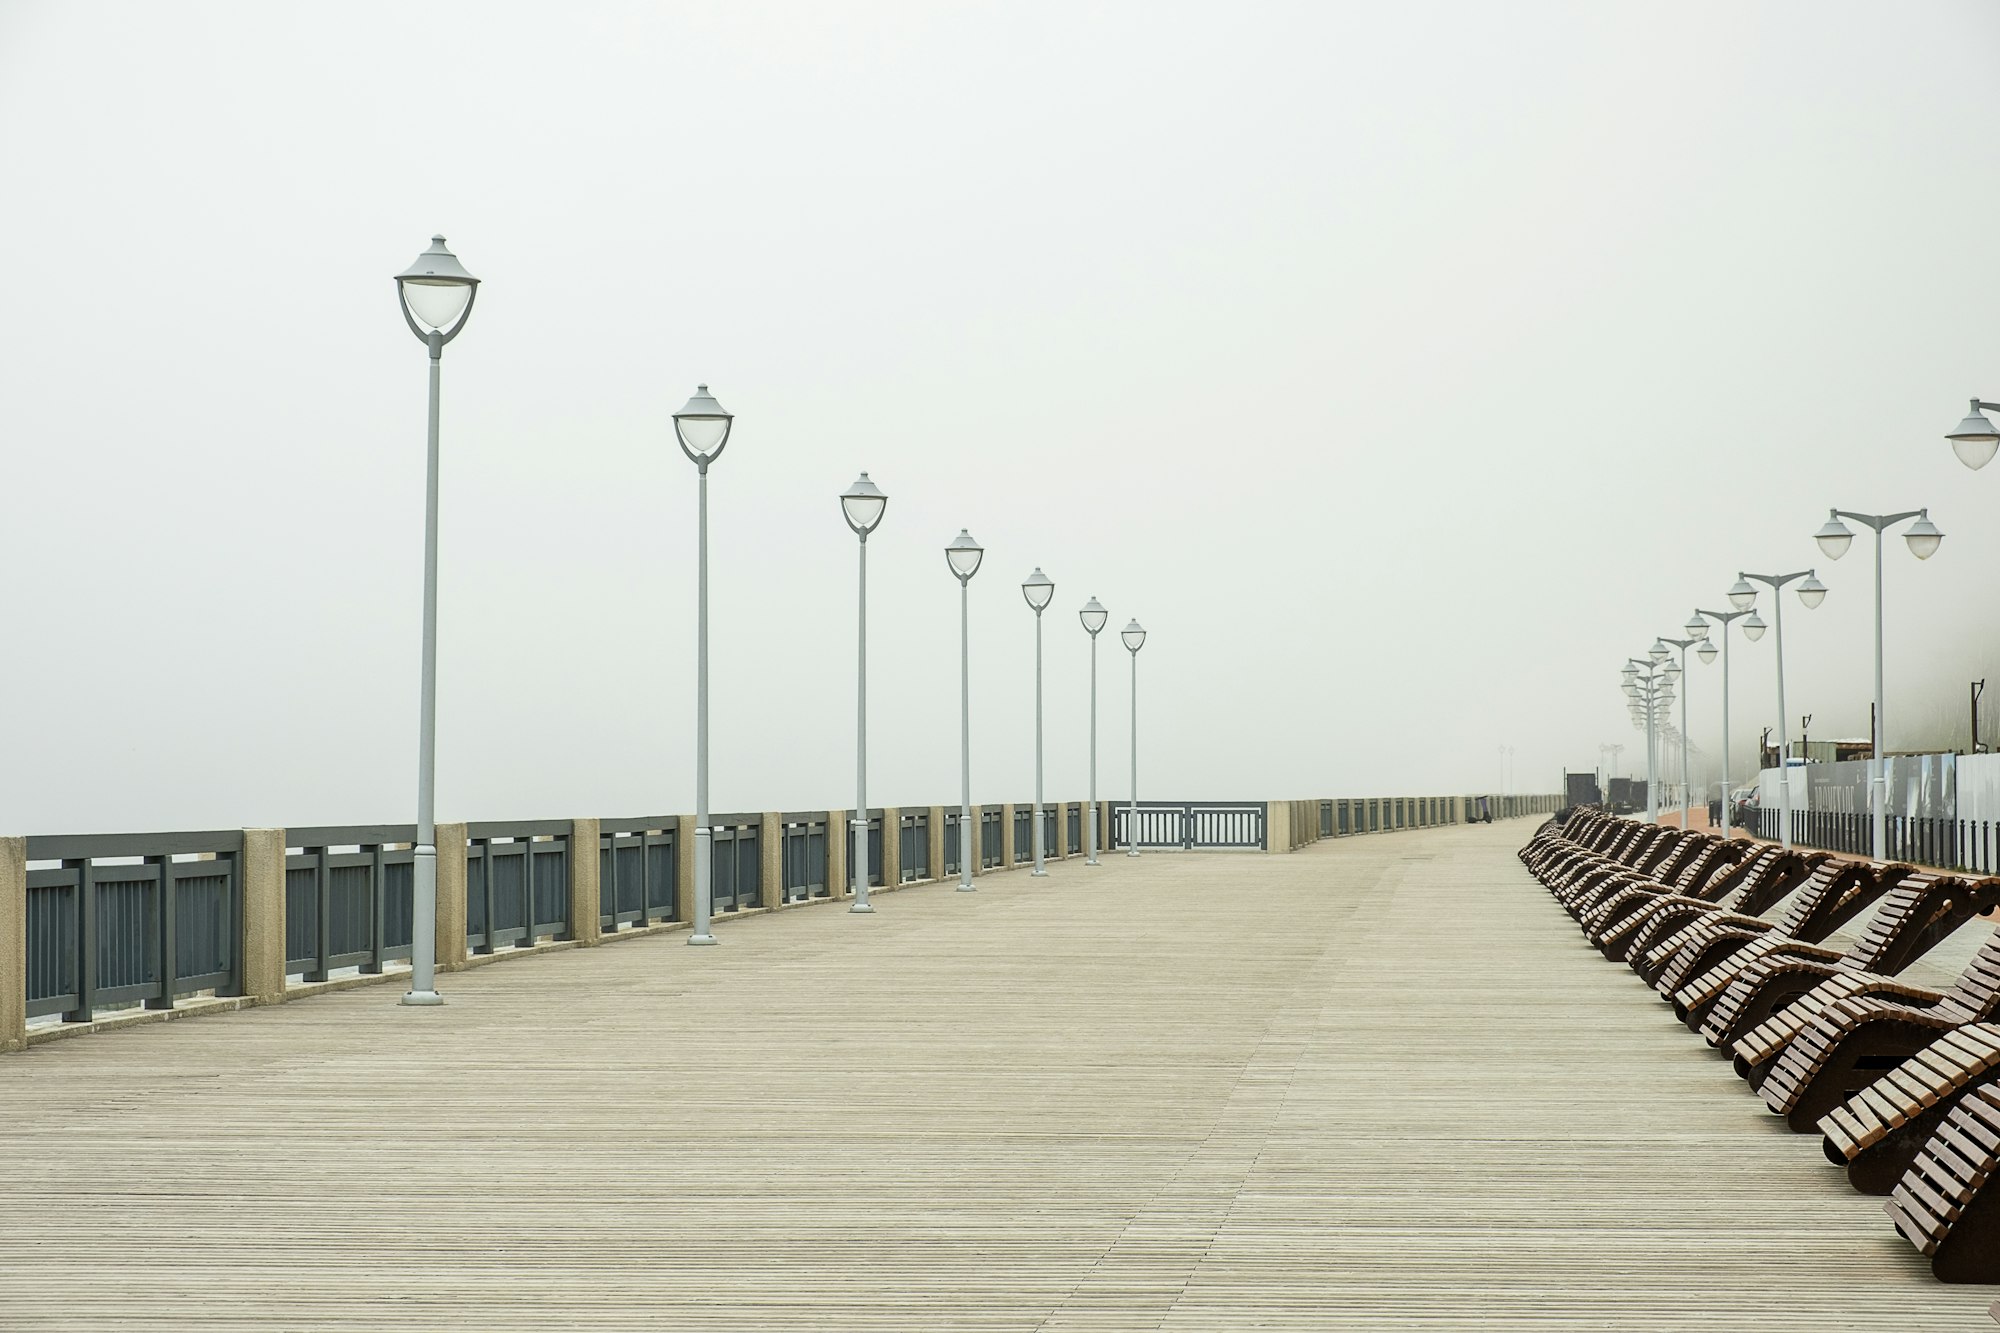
[1814,510,1855,561]
[395,234,480,338]
[1021,568,1055,612]
[1079,597,1109,635]
[945,529,984,582]
[673,384,733,466]
[840,472,889,536]
[1947,402,2000,471]
[1121,619,1147,652]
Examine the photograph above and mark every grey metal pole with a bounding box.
[1721,630,1732,838]
[1031,610,1047,876]
[689,466,716,945]
[1872,524,1887,862]
[1679,648,1691,832]
[403,333,445,1006]
[1774,591,1792,850]
[852,534,874,913]
[1127,649,1139,857]
[1086,630,1100,865]
[959,576,975,891]
[1645,689,1657,823]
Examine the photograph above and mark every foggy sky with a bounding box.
[3,2,1998,835]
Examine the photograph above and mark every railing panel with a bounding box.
[1066,804,1082,855]
[898,812,930,883]
[93,870,159,1004]
[979,809,1001,869]
[844,815,885,888]
[25,874,78,1018]
[781,816,828,902]
[172,867,234,991]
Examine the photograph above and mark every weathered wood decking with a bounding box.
[1,821,1991,1329]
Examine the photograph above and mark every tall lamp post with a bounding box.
[1079,598,1109,865]
[1692,606,1755,837]
[675,386,734,945]
[1623,652,1674,822]
[1813,507,1943,860]
[1021,569,1055,875]
[842,474,889,913]
[393,235,479,1007]
[1732,570,1826,849]
[1122,620,1146,855]
[1658,628,1706,829]
[946,531,984,891]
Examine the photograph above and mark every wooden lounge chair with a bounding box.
[1665,859,1891,1029]
[1619,845,1811,983]
[1820,1025,2000,1194]
[1634,849,1827,993]
[1697,870,1987,1053]
[1576,839,1754,950]
[1885,1080,2000,1282]
[1560,830,1725,919]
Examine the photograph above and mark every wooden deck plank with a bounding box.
[0,822,1990,1330]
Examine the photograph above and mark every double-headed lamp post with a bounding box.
[842,474,889,913]
[1657,631,1704,829]
[1692,605,1755,837]
[393,235,480,1008]
[946,531,984,891]
[1021,569,1055,876]
[1623,653,1675,822]
[675,386,734,946]
[1813,507,1944,861]
[1079,598,1109,865]
[1730,570,1826,849]
[1122,620,1146,856]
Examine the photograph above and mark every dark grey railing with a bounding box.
[979,808,1002,869]
[708,813,762,913]
[1065,803,1082,853]
[845,811,884,888]
[780,813,829,903]
[1111,802,1267,851]
[25,830,244,1023]
[467,820,571,954]
[599,819,678,932]
[898,810,930,883]
[943,810,964,876]
[285,825,416,981]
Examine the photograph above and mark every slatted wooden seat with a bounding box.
[1641,850,1829,997]
[1623,846,1808,985]
[1820,1024,2000,1194]
[1561,832,1733,919]
[1577,840,1752,951]
[1751,915,2000,1133]
[1543,822,1669,892]
[1697,871,1986,1053]
[1885,1079,2000,1282]
[1667,860,1890,1029]
[1548,826,1701,912]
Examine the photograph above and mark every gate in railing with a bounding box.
[1109,802,1267,851]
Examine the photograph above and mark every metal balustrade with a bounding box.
[846,811,885,887]
[466,821,573,953]
[979,808,1002,869]
[25,830,244,1023]
[1110,802,1268,851]
[898,810,930,883]
[285,825,416,981]
[599,820,677,932]
[780,814,829,902]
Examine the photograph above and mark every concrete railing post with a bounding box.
[759,812,783,909]
[569,818,602,945]
[882,807,902,887]
[1000,803,1016,870]
[435,821,469,971]
[239,828,286,1005]
[675,814,698,922]
[827,810,849,899]
[1267,800,1293,853]
[1,836,24,1052]
[928,806,945,883]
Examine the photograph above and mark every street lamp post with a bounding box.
[1122,620,1146,855]
[1021,569,1055,876]
[1624,655,1674,822]
[1659,627,1706,829]
[1814,507,1944,860]
[946,531,984,891]
[842,474,889,912]
[393,235,480,1007]
[1733,570,1827,849]
[1079,598,1109,865]
[674,386,734,945]
[1692,606,1755,837]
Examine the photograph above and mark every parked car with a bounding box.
[1730,786,1760,829]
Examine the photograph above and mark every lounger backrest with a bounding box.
[1722,847,1818,917]
[1645,831,1702,883]
[1768,859,1892,945]
[1842,870,1986,973]
[1944,922,2000,1017]
[1664,837,1725,890]
[1679,837,1752,897]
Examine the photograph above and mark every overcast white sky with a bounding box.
[3,2,1999,834]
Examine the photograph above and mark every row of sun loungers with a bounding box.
[1521,808,2000,1285]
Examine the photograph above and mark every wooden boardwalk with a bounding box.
[1,821,1992,1330]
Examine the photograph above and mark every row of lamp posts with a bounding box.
[1623,485,1953,866]
[390,236,1151,1004]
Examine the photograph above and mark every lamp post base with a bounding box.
[849,902,876,914]
[1085,857,1101,866]
[957,883,977,892]
[1126,850,1140,858]
[687,933,719,946]
[399,990,444,1007]
[1030,868,1049,877]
